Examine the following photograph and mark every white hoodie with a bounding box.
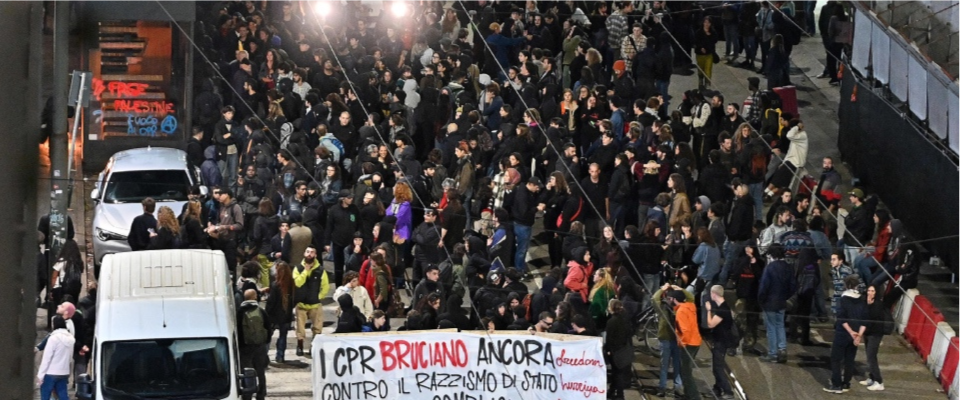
[37,329,75,380]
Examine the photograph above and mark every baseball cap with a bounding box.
[339,189,354,199]
[848,188,864,199]
[528,176,544,188]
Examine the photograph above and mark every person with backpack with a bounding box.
[237,289,270,400]
[705,285,736,400]
[791,248,821,346]
[49,240,84,313]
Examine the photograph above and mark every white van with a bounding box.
[77,249,257,400]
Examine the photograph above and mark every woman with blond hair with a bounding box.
[180,200,207,249]
[148,206,181,250]
[589,267,617,329]
[559,88,579,129]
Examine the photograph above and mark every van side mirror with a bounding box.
[239,368,258,395]
[77,374,94,400]
[90,188,100,202]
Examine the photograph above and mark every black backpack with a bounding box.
[61,263,83,298]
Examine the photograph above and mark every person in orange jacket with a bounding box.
[666,289,702,400]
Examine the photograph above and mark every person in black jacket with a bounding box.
[824,276,867,393]
[722,183,755,287]
[608,155,632,238]
[437,295,472,331]
[180,200,208,249]
[412,209,443,286]
[605,299,633,400]
[265,261,295,362]
[147,206,181,250]
[506,305,531,330]
[186,126,205,169]
[237,289,270,400]
[530,275,559,322]
[325,190,361,285]
[127,198,158,251]
[334,294,366,334]
[506,177,544,277]
[861,284,889,391]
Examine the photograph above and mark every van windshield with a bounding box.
[103,170,191,203]
[101,338,231,399]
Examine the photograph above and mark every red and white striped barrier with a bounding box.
[940,337,959,395]
[928,322,956,377]
[894,289,919,334]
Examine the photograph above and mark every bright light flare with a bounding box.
[314,1,331,17]
[391,2,408,17]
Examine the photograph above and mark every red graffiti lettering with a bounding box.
[113,100,174,115]
[92,78,106,101]
[107,81,148,98]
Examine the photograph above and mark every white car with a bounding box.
[90,147,204,269]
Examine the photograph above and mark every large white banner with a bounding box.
[311,331,608,400]
[872,23,891,84]
[852,11,873,75]
[889,41,909,103]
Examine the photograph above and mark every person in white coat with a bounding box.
[333,271,374,321]
[38,316,75,400]
[766,120,807,197]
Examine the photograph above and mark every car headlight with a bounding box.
[96,227,127,241]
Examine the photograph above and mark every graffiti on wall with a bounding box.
[93,78,179,137]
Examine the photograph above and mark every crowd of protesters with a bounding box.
[35,1,922,400]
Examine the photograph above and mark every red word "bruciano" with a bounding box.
[379,339,469,372]
[555,349,604,368]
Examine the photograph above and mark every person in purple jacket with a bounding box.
[387,181,414,278]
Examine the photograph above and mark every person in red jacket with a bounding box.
[564,247,594,315]
[853,209,892,285]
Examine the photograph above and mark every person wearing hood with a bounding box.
[564,246,595,314]
[438,294,472,331]
[531,275,560,321]
[237,289,269,400]
[333,293,366,334]
[824,275,867,394]
[690,195,712,234]
[37,315,75,400]
[464,234,492,292]
[201,146,223,188]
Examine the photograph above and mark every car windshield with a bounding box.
[104,170,190,203]
[101,338,231,399]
